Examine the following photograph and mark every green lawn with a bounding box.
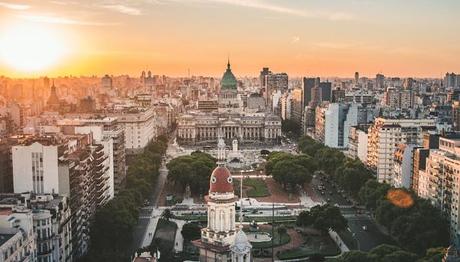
[151,219,177,252]
[249,227,291,249]
[234,178,270,198]
[244,178,270,197]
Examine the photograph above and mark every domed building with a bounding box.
[194,138,252,261]
[218,60,240,110]
[177,60,282,146]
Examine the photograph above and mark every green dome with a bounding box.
[221,60,237,90]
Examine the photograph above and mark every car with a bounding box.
[362,225,368,231]
[327,198,331,202]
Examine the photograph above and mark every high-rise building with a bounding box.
[367,118,437,183]
[264,72,288,110]
[11,134,111,257]
[420,134,460,241]
[302,77,316,107]
[101,74,113,89]
[289,88,303,124]
[444,72,460,88]
[0,205,36,261]
[376,73,385,90]
[354,72,359,85]
[452,101,460,131]
[393,144,417,188]
[319,81,332,102]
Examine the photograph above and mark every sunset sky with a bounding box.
[0,0,459,78]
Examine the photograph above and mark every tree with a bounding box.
[298,136,323,156]
[166,152,216,195]
[281,119,301,138]
[86,138,168,260]
[272,158,311,190]
[276,225,287,244]
[162,209,173,221]
[339,251,373,262]
[297,205,347,233]
[181,223,201,241]
[309,254,326,262]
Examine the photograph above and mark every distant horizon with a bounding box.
[1,1,459,78]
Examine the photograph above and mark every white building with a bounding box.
[109,107,156,154]
[421,135,460,241]
[393,144,417,188]
[347,126,368,163]
[12,141,60,194]
[367,118,437,183]
[0,207,36,262]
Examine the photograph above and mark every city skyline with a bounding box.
[0,0,459,78]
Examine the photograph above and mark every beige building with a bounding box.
[177,61,281,146]
[421,135,460,241]
[366,118,436,183]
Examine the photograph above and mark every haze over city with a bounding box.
[0,0,459,78]
[1,1,460,262]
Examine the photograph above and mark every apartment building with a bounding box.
[367,118,437,183]
[108,107,156,154]
[11,134,110,258]
[421,135,460,241]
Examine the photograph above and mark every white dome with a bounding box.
[230,230,252,254]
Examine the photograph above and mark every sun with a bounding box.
[0,23,67,72]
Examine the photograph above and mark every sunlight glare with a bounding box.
[0,23,67,72]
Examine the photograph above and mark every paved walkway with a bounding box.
[172,218,186,252]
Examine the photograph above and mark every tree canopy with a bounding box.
[296,204,347,233]
[166,151,216,195]
[82,136,168,261]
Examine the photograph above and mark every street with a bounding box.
[131,136,177,252]
[309,174,391,251]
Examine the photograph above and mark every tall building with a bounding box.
[347,125,369,163]
[420,135,460,241]
[412,133,439,194]
[452,101,460,131]
[0,206,36,261]
[319,81,332,102]
[393,144,417,188]
[259,67,271,88]
[58,117,127,195]
[354,72,359,85]
[193,138,251,262]
[108,107,157,154]
[0,139,13,193]
[315,103,370,149]
[290,88,303,124]
[367,118,437,183]
[444,72,460,88]
[302,77,316,108]
[101,74,113,89]
[263,72,288,110]
[376,73,385,90]
[11,134,111,257]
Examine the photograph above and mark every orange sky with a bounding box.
[0,0,459,78]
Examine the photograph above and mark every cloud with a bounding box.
[100,4,142,16]
[18,14,119,26]
[290,36,300,44]
[0,1,30,10]
[162,0,355,21]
